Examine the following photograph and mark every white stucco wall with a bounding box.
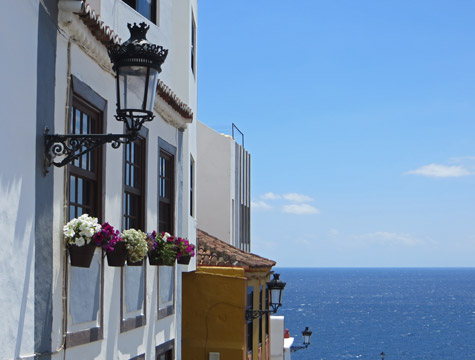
[0,1,38,359]
[196,121,235,243]
[49,1,197,359]
[270,316,285,360]
[0,0,197,358]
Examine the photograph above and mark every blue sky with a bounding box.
[197,1,475,267]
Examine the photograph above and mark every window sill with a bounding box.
[66,326,103,348]
[158,304,174,320]
[120,314,146,333]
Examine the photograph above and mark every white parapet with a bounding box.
[270,315,295,360]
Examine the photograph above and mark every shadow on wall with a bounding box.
[0,176,35,359]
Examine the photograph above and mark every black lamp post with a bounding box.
[380,351,386,360]
[44,22,167,171]
[246,273,286,320]
[290,327,313,352]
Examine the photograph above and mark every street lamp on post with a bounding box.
[290,327,313,352]
[380,351,386,360]
[44,22,167,172]
[246,273,286,320]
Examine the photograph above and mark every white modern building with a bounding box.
[196,121,251,251]
[1,0,197,359]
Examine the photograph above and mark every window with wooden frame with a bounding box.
[156,339,174,360]
[259,285,263,346]
[66,76,105,347]
[121,128,148,333]
[191,11,197,75]
[265,286,270,337]
[158,139,175,233]
[190,155,194,217]
[123,135,146,230]
[122,0,158,24]
[247,286,254,353]
[158,138,176,319]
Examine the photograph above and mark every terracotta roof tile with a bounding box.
[73,1,194,120]
[197,229,276,269]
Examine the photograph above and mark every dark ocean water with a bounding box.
[275,268,475,360]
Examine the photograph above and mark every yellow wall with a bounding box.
[246,271,272,360]
[182,267,247,360]
[182,267,273,360]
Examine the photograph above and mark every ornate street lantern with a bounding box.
[267,273,286,313]
[246,273,286,320]
[44,22,167,171]
[302,327,312,345]
[291,327,313,352]
[108,22,168,132]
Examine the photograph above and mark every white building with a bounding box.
[196,121,251,251]
[1,0,197,359]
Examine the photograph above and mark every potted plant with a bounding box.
[121,229,148,266]
[148,231,176,266]
[174,237,195,265]
[63,214,101,267]
[93,222,125,267]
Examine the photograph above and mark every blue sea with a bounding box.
[275,268,475,360]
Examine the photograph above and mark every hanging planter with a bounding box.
[127,257,144,266]
[174,237,195,265]
[121,229,148,266]
[93,222,125,267]
[177,255,191,265]
[68,241,96,267]
[149,256,175,266]
[106,241,127,267]
[64,214,101,268]
[147,231,177,266]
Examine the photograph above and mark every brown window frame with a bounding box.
[156,339,174,360]
[123,131,147,231]
[121,126,148,333]
[247,286,254,353]
[190,155,194,217]
[259,285,263,346]
[191,11,197,76]
[158,138,176,234]
[65,75,106,348]
[122,0,158,24]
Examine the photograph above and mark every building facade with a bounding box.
[1,0,197,359]
[182,230,276,360]
[196,121,251,251]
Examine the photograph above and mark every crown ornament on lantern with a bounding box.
[108,22,168,73]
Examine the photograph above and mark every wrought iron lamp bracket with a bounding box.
[245,308,277,321]
[290,344,309,353]
[44,127,135,174]
[115,110,155,133]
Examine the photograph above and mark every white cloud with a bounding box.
[282,193,314,203]
[354,232,421,246]
[251,200,272,210]
[282,204,320,215]
[261,192,281,200]
[406,163,471,178]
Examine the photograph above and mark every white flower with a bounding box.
[163,232,171,240]
[64,214,101,246]
[80,227,95,238]
[64,228,75,238]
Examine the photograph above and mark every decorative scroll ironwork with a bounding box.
[245,308,276,321]
[115,110,154,133]
[44,127,134,173]
[290,344,310,353]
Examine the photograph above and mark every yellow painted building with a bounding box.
[182,230,276,360]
